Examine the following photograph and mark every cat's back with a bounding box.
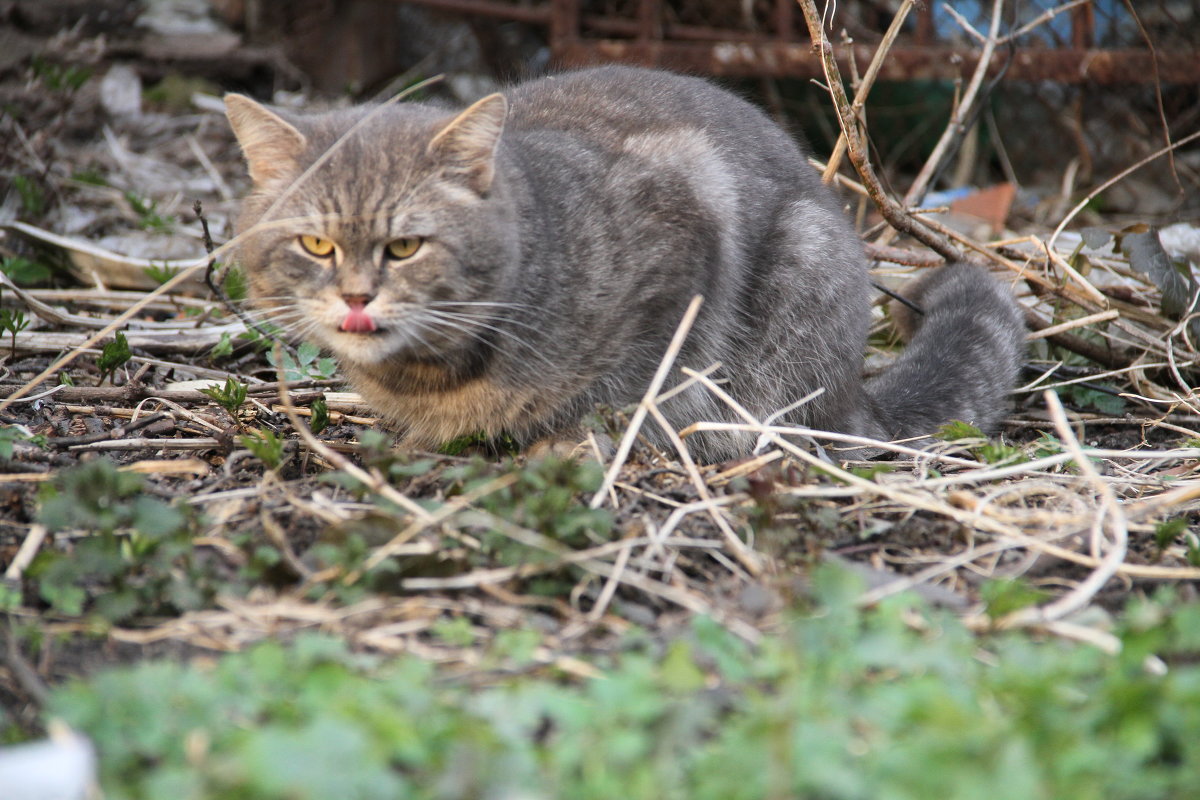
[503,66,798,163]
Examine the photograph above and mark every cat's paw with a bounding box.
[526,432,614,463]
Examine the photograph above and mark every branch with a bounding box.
[795,0,965,263]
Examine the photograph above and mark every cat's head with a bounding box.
[225,92,516,367]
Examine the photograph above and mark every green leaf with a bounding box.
[1064,383,1126,416]
[1154,517,1189,551]
[660,640,706,692]
[240,428,286,470]
[1,256,53,285]
[981,577,1048,620]
[209,331,234,359]
[96,331,132,383]
[199,377,248,415]
[309,395,329,434]
[937,420,985,441]
[223,264,249,302]
[143,262,180,285]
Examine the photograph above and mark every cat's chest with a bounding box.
[345,362,560,446]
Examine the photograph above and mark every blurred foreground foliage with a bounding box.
[10,569,1200,800]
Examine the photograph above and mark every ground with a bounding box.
[2,4,1200,790]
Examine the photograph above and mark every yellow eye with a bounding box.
[385,237,423,260]
[299,234,335,258]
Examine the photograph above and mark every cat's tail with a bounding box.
[864,265,1026,441]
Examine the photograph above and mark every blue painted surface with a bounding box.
[932,1,1129,46]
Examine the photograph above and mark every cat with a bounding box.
[225,66,1025,461]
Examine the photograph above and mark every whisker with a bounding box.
[418,310,555,368]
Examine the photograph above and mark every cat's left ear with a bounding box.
[427,93,508,195]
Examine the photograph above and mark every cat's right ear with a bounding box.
[427,93,508,195]
[224,94,308,185]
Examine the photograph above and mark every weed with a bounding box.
[30,56,91,92]
[123,191,176,233]
[0,305,29,359]
[1154,517,1189,553]
[222,264,249,301]
[267,341,337,382]
[209,331,234,359]
[27,459,218,622]
[468,456,614,565]
[200,377,248,416]
[980,576,1049,620]
[0,424,46,461]
[96,331,132,385]
[1,256,53,285]
[937,420,1027,466]
[70,168,108,186]
[143,262,180,285]
[438,430,520,457]
[240,428,287,470]
[11,175,44,217]
[1063,382,1126,416]
[29,575,1200,799]
[237,320,284,352]
[309,395,330,434]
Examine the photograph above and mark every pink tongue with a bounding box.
[340,307,377,333]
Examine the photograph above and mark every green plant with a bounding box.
[11,175,44,217]
[240,428,287,470]
[29,575,1200,800]
[223,265,249,302]
[309,395,330,434]
[936,420,1026,466]
[237,320,284,352]
[1,255,53,285]
[0,305,29,359]
[209,331,234,359]
[1063,382,1127,416]
[466,456,614,566]
[1154,517,1189,553]
[96,331,132,384]
[30,56,91,91]
[200,377,249,416]
[438,430,520,457]
[143,262,180,286]
[123,191,176,233]
[0,424,45,461]
[71,168,108,186]
[980,577,1050,620]
[267,341,337,382]
[28,459,217,622]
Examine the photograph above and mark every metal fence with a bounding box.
[395,0,1200,83]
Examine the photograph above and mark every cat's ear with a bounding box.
[427,93,508,195]
[224,94,308,185]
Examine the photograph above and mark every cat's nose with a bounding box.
[341,294,374,309]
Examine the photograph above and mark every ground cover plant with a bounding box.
[2,0,1200,796]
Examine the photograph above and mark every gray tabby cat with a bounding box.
[225,66,1025,461]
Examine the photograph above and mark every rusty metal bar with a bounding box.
[636,0,662,41]
[915,3,934,47]
[551,0,579,43]
[774,0,793,42]
[1071,2,1095,49]
[396,0,550,24]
